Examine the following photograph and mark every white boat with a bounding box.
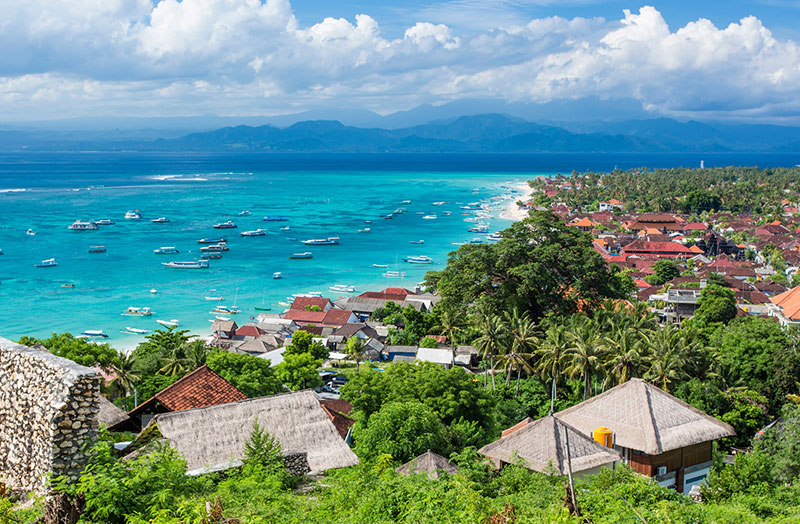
[153,247,179,255]
[213,220,237,229]
[273,272,283,279]
[488,232,502,242]
[422,215,437,220]
[213,305,240,314]
[26,229,36,236]
[150,288,158,294]
[215,316,231,321]
[452,242,465,246]
[409,240,424,244]
[197,237,226,244]
[383,270,405,278]
[125,210,142,220]
[35,258,57,268]
[151,217,170,223]
[200,243,229,252]
[238,210,252,216]
[358,228,371,233]
[156,319,180,327]
[280,226,291,231]
[400,200,411,204]
[81,330,107,338]
[278,301,290,307]
[95,219,115,225]
[162,260,209,269]
[403,255,433,264]
[205,296,224,301]
[432,201,446,206]
[293,291,323,298]
[122,306,152,316]
[301,237,340,245]
[241,229,267,237]
[330,285,356,293]
[122,327,149,335]
[372,264,389,268]
[68,220,98,230]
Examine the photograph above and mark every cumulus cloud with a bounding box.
[0,2,799,121]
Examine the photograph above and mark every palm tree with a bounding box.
[346,336,366,372]
[184,339,210,370]
[439,309,464,353]
[564,317,602,400]
[158,343,188,377]
[498,309,538,397]
[645,325,687,391]
[537,323,570,413]
[473,310,506,390]
[603,327,649,386]
[107,351,139,399]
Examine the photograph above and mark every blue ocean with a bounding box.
[1,151,798,346]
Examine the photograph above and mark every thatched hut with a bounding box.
[396,450,459,479]
[555,378,735,494]
[143,389,358,475]
[97,395,131,431]
[479,415,620,477]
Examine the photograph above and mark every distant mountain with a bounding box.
[2,113,800,153]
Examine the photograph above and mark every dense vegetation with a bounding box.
[533,166,800,215]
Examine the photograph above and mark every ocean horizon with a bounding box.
[2,151,799,348]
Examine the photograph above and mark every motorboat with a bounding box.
[213,305,239,314]
[289,252,313,259]
[198,237,226,244]
[468,225,489,233]
[422,215,437,220]
[301,237,339,245]
[95,219,114,225]
[432,201,446,206]
[201,253,222,259]
[364,220,372,224]
[383,270,405,278]
[122,306,152,316]
[383,214,393,219]
[162,260,210,269]
[125,210,142,220]
[358,227,370,233]
[35,258,57,268]
[400,200,411,204]
[487,232,502,242]
[294,291,323,298]
[122,327,149,335]
[330,284,356,293]
[153,246,179,255]
[200,243,228,252]
[0,249,3,255]
[263,216,288,222]
[61,283,74,288]
[156,319,180,327]
[280,226,291,231]
[372,264,389,268]
[273,272,283,279]
[241,229,267,237]
[205,296,224,301]
[88,246,106,253]
[238,210,252,216]
[68,220,98,230]
[215,315,231,321]
[151,217,170,223]
[26,229,35,236]
[81,330,107,338]
[403,255,433,264]
[409,240,424,244]
[150,288,158,294]
[213,220,237,229]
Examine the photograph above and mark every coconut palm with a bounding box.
[537,323,571,413]
[346,336,366,372]
[107,351,140,399]
[473,310,507,390]
[184,338,210,369]
[564,317,603,400]
[645,325,688,391]
[158,344,188,377]
[498,309,538,397]
[439,309,464,352]
[603,327,649,386]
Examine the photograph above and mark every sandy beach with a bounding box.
[500,181,533,221]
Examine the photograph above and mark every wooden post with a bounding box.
[565,428,580,516]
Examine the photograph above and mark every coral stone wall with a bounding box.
[0,337,101,496]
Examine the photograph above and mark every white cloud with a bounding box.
[0,2,799,121]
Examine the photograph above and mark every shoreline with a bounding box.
[499,181,532,221]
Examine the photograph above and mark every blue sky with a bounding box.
[2,0,800,124]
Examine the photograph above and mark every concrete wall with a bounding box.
[0,337,101,496]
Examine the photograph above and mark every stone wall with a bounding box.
[0,337,101,496]
[282,450,310,476]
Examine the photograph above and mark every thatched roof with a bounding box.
[479,415,620,475]
[396,450,459,479]
[556,378,735,455]
[97,395,130,429]
[151,389,358,475]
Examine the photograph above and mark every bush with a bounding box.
[353,401,448,463]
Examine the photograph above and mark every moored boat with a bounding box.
[241,228,267,237]
[263,216,288,222]
[301,237,339,245]
[81,330,108,338]
[95,219,115,225]
[200,243,229,252]
[238,210,252,216]
[162,260,209,269]
[88,245,106,253]
[156,319,180,327]
[205,296,224,301]
[330,284,356,293]
[26,229,36,236]
[154,246,179,255]
[213,305,240,314]
[382,270,405,278]
[125,210,142,220]
[289,252,313,259]
[213,220,237,229]
[372,263,388,268]
[197,237,226,244]
[151,217,170,223]
[122,306,152,316]
[358,228,370,233]
[35,258,57,268]
[403,255,433,264]
[422,215,437,219]
[68,220,98,230]
[409,240,424,244]
[273,272,283,279]
[122,327,149,335]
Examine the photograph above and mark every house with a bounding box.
[415,347,454,368]
[210,320,238,340]
[319,398,355,440]
[599,199,623,212]
[231,335,284,356]
[396,450,460,479]
[556,379,735,494]
[98,395,131,432]
[767,286,800,327]
[283,308,358,327]
[136,390,359,475]
[627,214,685,232]
[384,345,418,362]
[649,288,702,324]
[290,297,333,311]
[479,415,621,477]
[127,365,247,430]
[572,217,596,232]
[621,238,693,259]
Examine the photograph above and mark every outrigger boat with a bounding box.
[241,229,267,237]
[289,252,313,259]
[301,237,339,245]
[156,319,180,327]
[382,270,405,278]
[122,306,152,316]
[162,260,209,269]
[154,247,179,254]
[81,330,108,338]
[68,220,98,230]
[35,258,57,268]
[200,243,229,252]
[213,305,240,314]
[122,327,149,335]
[197,237,226,244]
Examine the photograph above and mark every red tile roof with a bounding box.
[622,238,693,257]
[358,292,411,301]
[129,365,247,418]
[501,417,533,438]
[683,222,707,231]
[284,309,328,323]
[235,324,267,338]
[320,399,355,440]
[290,297,332,311]
[322,309,355,325]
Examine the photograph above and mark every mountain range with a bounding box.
[2,113,800,153]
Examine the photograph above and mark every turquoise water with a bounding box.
[0,153,535,346]
[3,151,799,347]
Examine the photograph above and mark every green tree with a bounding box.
[564,316,603,400]
[206,351,282,398]
[242,419,286,481]
[684,190,722,213]
[18,332,117,368]
[353,401,448,463]
[536,323,570,413]
[106,351,140,399]
[419,336,439,348]
[275,352,322,391]
[694,284,737,324]
[346,336,366,371]
[720,390,770,447]
[646,260,680,286]
[472,303,507,390]
[429,211,630,320]
[285,330,328,360]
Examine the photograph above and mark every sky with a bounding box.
[2,0,800,124]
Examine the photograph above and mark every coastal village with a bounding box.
[3,168,800,522]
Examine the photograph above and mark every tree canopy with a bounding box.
[206,351,283,398]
